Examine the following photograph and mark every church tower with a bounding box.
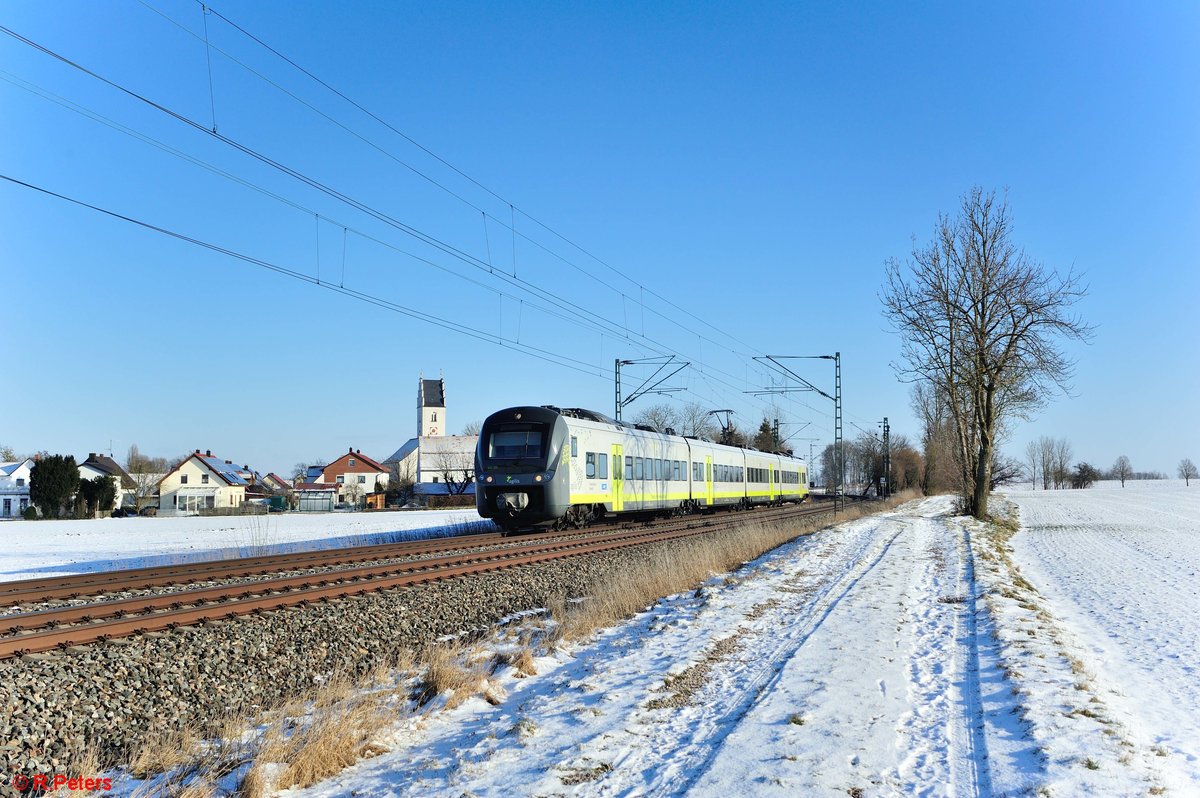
[418,373,446,438]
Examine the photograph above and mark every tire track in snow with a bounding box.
[601,515,910,796]
[954,521,994,798]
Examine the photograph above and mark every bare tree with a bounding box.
[430,447,474,495]
[461,421,482,436]
[911,382,958,494]
[0,444,16,461]
[386,459,416,504]
[633,403,678,433]
[1024,440,1040,489]
[340,479,364,508]
[676,402,720,439]
[1180,458,1198,486]
[1052,438,1073,490]
[125,444,172,511]
[882,188,1092,518]
[990,453,1023,490]
[1112,455,1133,488]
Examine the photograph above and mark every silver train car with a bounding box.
[475,405,809,531]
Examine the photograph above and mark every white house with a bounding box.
[78,453,136,510]
[158,450,263,517]
[0,459,33,518]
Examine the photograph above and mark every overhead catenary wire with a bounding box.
[0,173,611,380]
[0,24,680,359]
[0,68,666,360]
[158,0,765,360]
[2,20,836,433]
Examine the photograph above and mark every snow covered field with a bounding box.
[1007,480,1200,792]
[0,509,484,583]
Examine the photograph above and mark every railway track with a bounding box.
[0,501,843,660]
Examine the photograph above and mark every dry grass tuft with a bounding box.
[498,646,538,677]
[255,693,392,793]
[413,643,486,708]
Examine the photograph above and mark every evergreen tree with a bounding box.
[29,455,79,518]
[753,419,776,451]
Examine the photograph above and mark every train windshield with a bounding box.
[487,427,545,460]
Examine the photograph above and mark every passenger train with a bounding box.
[475,406,809,531]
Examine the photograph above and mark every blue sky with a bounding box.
[3,0,1197,479]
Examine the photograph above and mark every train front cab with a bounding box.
[475,407,571,529]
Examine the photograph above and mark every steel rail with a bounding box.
[0,503,834,659]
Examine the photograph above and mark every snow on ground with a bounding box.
[269,497,1040,797]
[1005,480,1200,791]
[0,510,484,582]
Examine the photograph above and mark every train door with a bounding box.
[611,443,624,512]
[705,455,714,506]
[769,463,776,501]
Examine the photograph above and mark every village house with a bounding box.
[0,458,33,518]
[78,453,136,510]
[158,450,265,517]
[308,447,389,509]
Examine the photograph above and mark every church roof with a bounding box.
[421,378,445,408]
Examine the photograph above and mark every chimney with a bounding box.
[88,453,96,459]
[356,449,361,454]
[349,446,354,453]
[195,449,201,455]
[205,449,212,457]
[225,460,232,464]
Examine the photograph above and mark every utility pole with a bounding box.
[748,352,843,512]
[882,416,890,498]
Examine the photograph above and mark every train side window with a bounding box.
[672,460,679,481]
[599,453,608,479]
[585,452,596,479]
[635,458,643,479]
[571,437,578,457]
[655,459,663,480]
[625,456,633,480]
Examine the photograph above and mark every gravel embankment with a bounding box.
[0,532,742,792]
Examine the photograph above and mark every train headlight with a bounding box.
[535,474,543,482]
[485,475,493,483]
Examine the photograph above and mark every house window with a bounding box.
[432,476,439,483]
[180,474,188,485]
[349,458,355,466]
[19,499,28,512]
[337,475,345,484]
[432,412,438,422]
[358,475,366,484]
[15,478,24,487]
[2,499,9,515]
[201,474,209,484]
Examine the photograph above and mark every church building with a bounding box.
[383,375,479,497]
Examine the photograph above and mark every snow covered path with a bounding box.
[290,496,1033,798]
[1008,484,1200,790]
